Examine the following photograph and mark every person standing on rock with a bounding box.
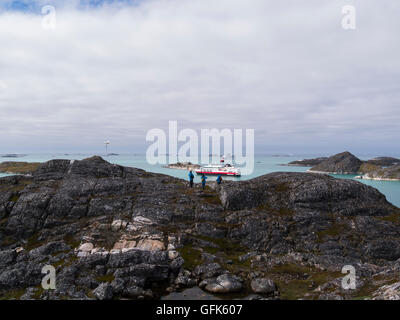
[188,169,195,188]
[216,175,222,185]
[201,173,207,190]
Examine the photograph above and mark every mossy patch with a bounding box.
[316,223,347,241]
[0,162,40,174]
[177,244,203,271]
[269,263,342,300]
[9,194,20,202]
[25,234,45,251]
[96,274,115,283]
[32,286,45,300]
[377,211,400,224]
[63,235,80,249]
[358,163,380,174]
[0,288,25,300]
[274,182,289,193]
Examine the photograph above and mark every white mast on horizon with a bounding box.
[105,140,110,155]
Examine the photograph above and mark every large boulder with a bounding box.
[219,171,394,216]
[201,274,243,294]
[250,278,277,295]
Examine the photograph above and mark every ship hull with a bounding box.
[195,171,240,177]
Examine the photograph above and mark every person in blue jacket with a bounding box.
[216,175,223,185]
[188,169,194,188]
[201,174,207,190]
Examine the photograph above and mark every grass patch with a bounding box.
[0,162,40,174]
[177,244,203,271]
[269,263,342,300]
[25,234,45,251]
[63,235,80,249]
[358,163,380,174]
[275,183,289,193]
[377,212,400,224]
[96,274,115,283]
[32,286,45,300]
[316,223,347,241]
[0,288,25,300]
[9,195,20,202]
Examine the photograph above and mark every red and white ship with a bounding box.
[195,157,241,177]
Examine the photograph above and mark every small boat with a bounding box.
[195,157,241,177]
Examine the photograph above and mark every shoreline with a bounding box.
[356,176,400,182]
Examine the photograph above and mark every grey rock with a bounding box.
[93,283,113,300]
[250,278,277,295]
[193,263,224,280]
[202,274,243,294]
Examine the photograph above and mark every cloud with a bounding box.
[0,0,399,154]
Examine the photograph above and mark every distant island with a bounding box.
[285,157,328,167]
[292,151,400,181]
[1,154,27,158]
[164,162,201,171]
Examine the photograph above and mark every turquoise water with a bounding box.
[1,154,399,208]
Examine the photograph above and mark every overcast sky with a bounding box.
[0,0,399,155]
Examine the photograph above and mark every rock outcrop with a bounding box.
[308,151,363,174]
[366,157,400,167]
[1,156,400,300]
[361,164,400,181]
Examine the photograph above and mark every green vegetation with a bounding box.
[269,263,342,300]
[0,288,25,300]
[358,163,380,174]
[32,286,45,300]
[63,235,81,249]
[9,195,20,202]
[274,182,289,193]
[25,234,45,251]
[177,245,203,270]
[316,223,347,241]
[378,211,400,223]
[96,274,115,283]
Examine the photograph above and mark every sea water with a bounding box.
[0,154,399,208]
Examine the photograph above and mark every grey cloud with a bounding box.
[0,0,399,154]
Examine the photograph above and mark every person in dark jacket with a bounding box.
[201,174,207,190]
[216,175,223,185]
[188,170,194,188]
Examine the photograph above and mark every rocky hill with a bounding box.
[308,151,363,174]
[1,156,400,300]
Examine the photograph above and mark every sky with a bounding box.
[0,0,399,155]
